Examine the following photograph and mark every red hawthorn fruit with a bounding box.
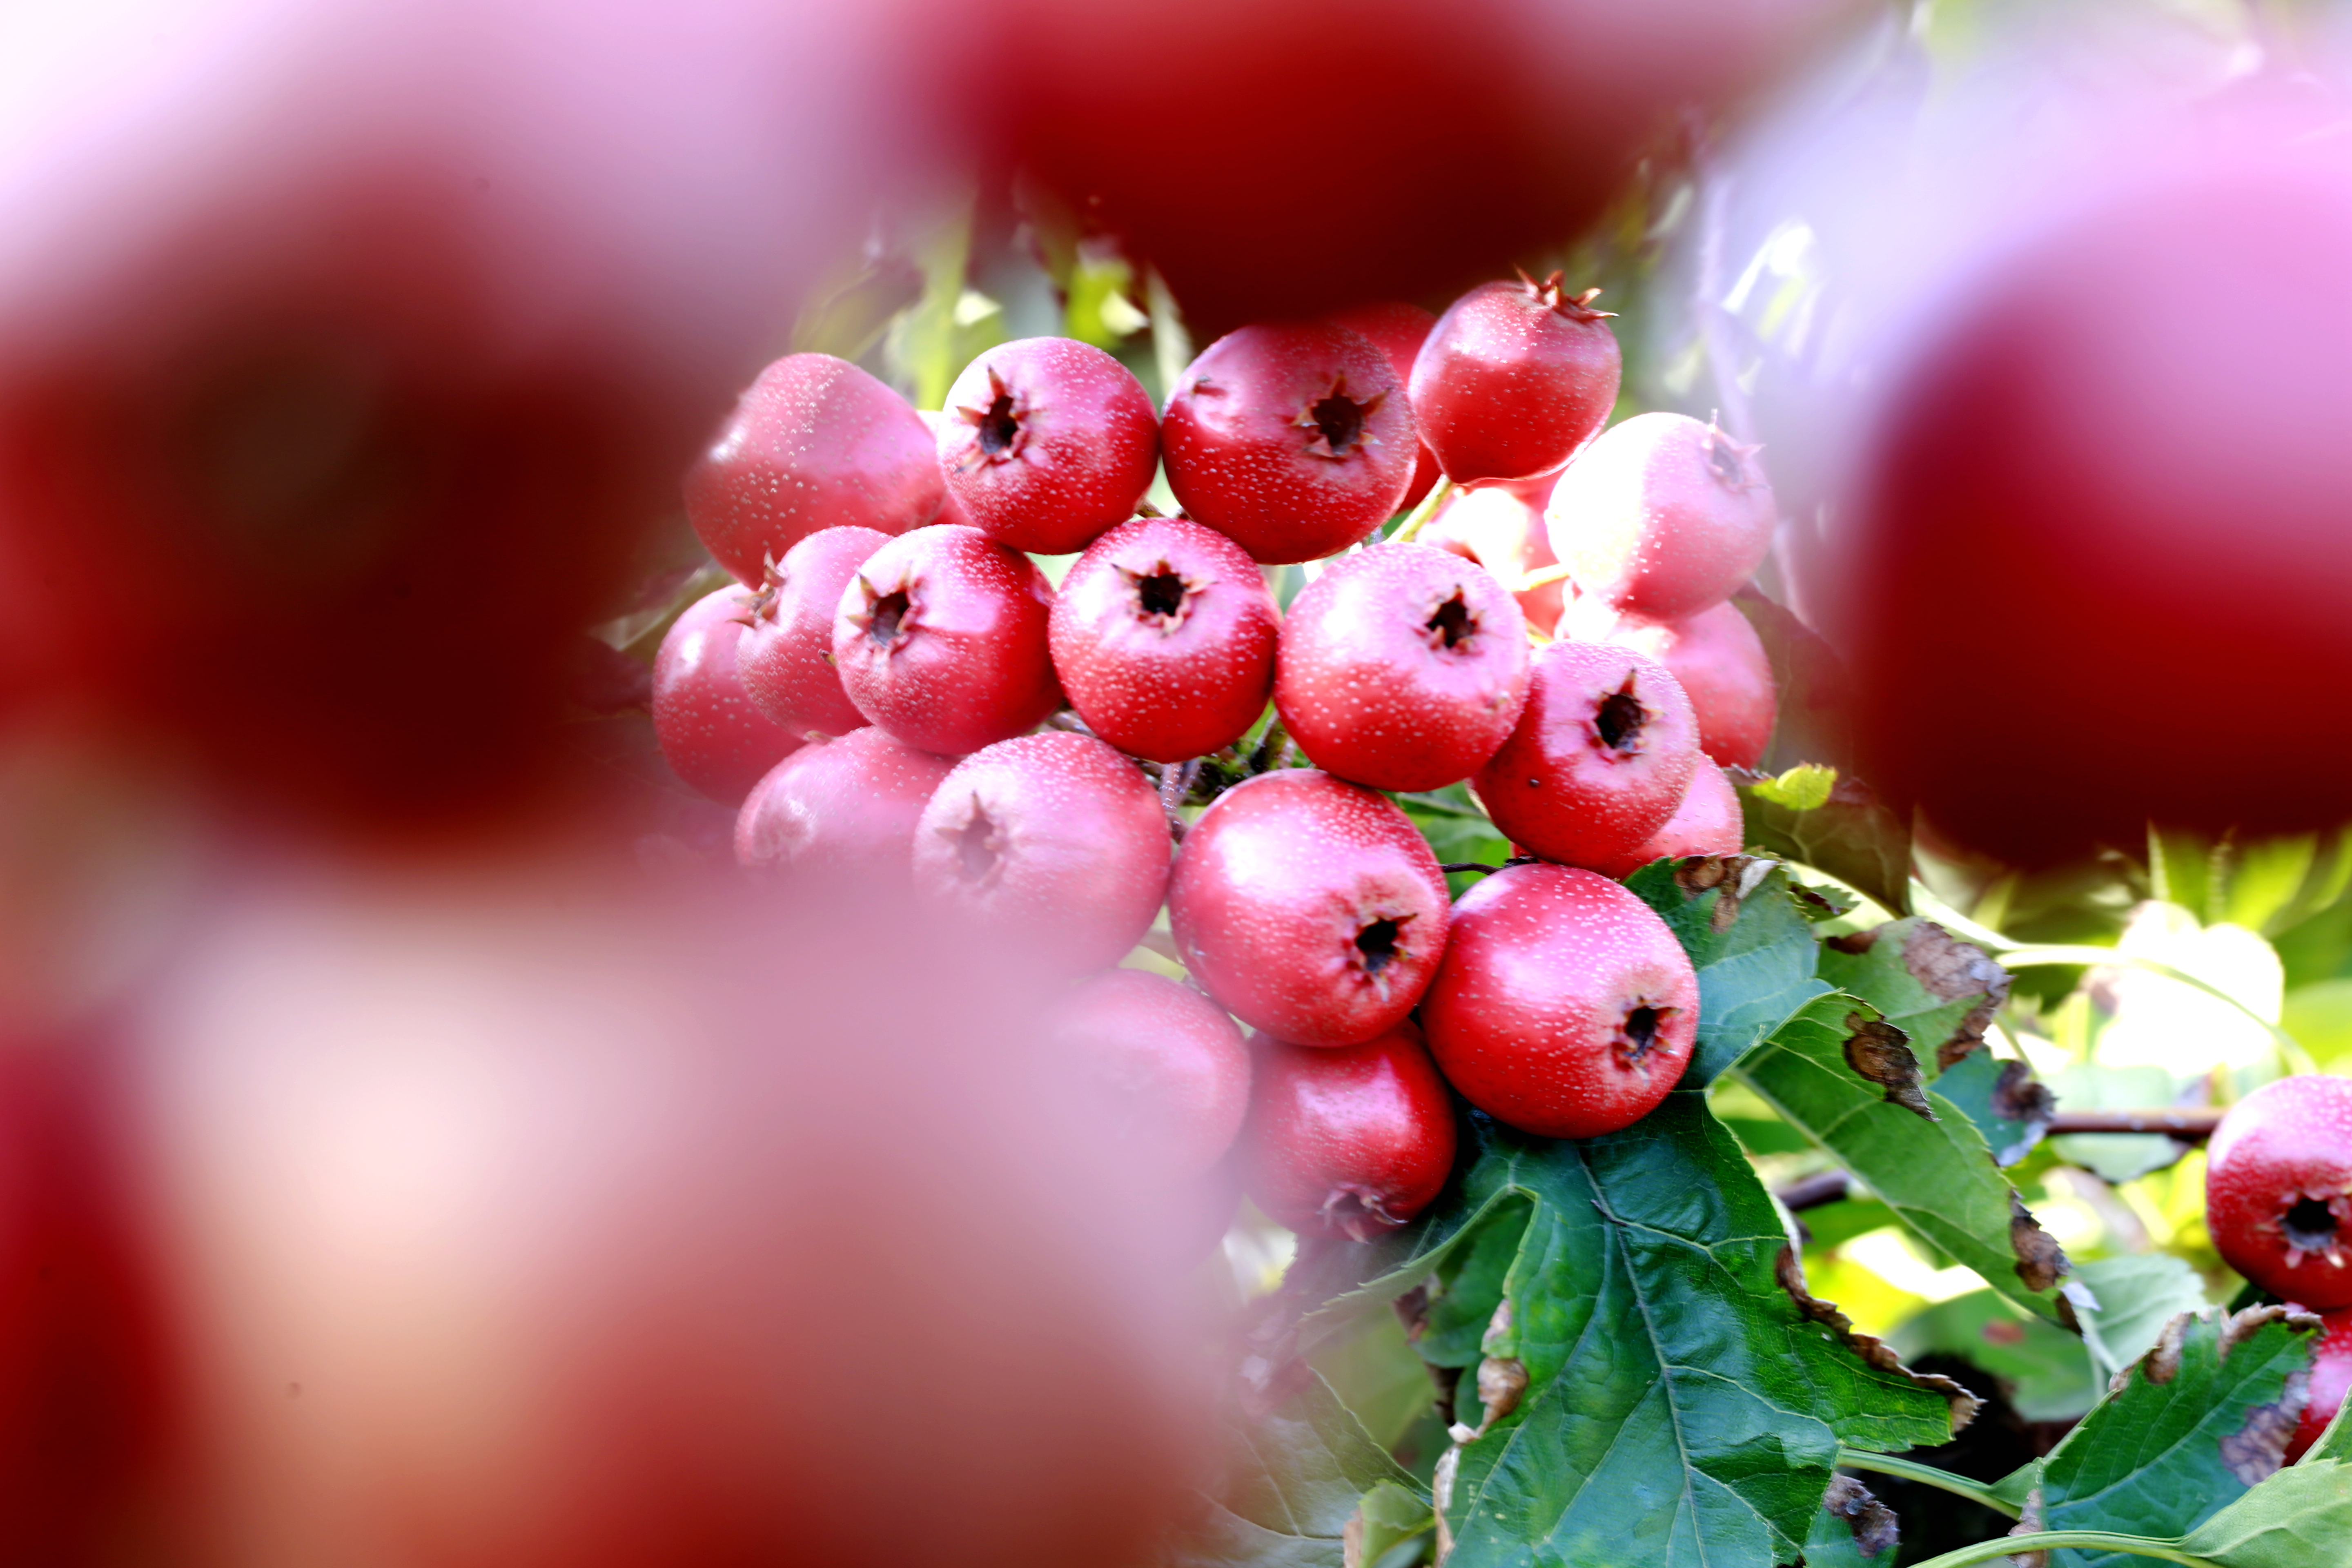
[1411,273,1621,486]
[2207,1075,2352,1312]
[918,412,981,529]
[937,338,1160,555]
[912,733,1172,975]
[1274,542,1530,792]
[684,353,944,586]
[833,524,1063,757]
[1421,863,1698,1138]
[1168,769,1449,1047]
[735,727,956,885]
[1547,412,1775,622]
[2287,1305,2352,1463]
[1049,516,1279,763]
[1420,479,1568,635]
[1579,600,1777,771]
[1325,302,1442,510]
[1243,1023,1456,1241]
[738,526,891,737]
[1584,760,1744,880]
[1473,640,1699,871]
[1161,323,1417,564]
[653,585,803,806]
[1044,969,1251,1182]
[1837,156,2352,863]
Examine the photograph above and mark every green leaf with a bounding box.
[1931,1048,2054,1167]
[1739,784,1915,920]
[1816,917,2011,1080]
[2031,1306,2318,1568]
[1896,1287,2106,1424]
[2180,1459,2352,1568]
[1751,763,1839,811]
[1802,1476,1901,1566]
[1730,991,2074,1324]
[2045,1065,2192,1184]
[1350,1480,1436,1567]
[1314,1094,1961,1568]
[1161,1370,1428,1568]
[2071,1254,2214,1381]
[1622,857,1833,1085]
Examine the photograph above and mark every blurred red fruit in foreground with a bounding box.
[1045,969,1251,1182]
[1842,152,2352,863]
[653,586,802,806]
[685,354,943,587]
[1244,1022,1456,1241]
[735,727,955,886]
[1413,274,1621,486]
[2207,1074,2352,1312]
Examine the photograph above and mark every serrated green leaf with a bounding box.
[1622,858,1833,1085]
[2070,1254,2212,1381]
[1816,918,2011,1080]
[1309,1094,1958,1568]
[1752,763,1839,811]
[1730,991,2072,1324]
[1739,782,1914,918]
[1802,1477,1901,1566]
[1351,1479,1436,1567]
[1161,1370,1427,1568]
[1895,1289,2103,1426]
[2181,1459,2352,1568]
[1932,1049,2053,1166]
[2034,1307,2317,1568]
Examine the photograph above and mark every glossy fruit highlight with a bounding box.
[684,353,943,586]
[1547,412,1774,622]
[1473,640,1699,871]
[652,585,803,805]
[1274,542,1529,791]
[1421,863,1698,1138]
[936,338,1160,555]
[2207,1075,2352,1312]
[833,525,1062,757]
[1049,517,1280,763]
[738,526,891,738]
[1418,479,1567,635]
[1411,273,1620,485]
[735,727,956,885]
[1169,770,1449,1047]
[912,733,1172,976]
[1045,970,1250,1182]
[1243,1023,1456,1241]
[1162,323,1417,564]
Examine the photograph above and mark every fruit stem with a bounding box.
[1834,1449,2017,1519]
[1514,563,1574,592]
[1388,479,1455,546]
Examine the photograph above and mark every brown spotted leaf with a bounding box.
[1818,918,2010,1079]
[1841,1015,1935,1120]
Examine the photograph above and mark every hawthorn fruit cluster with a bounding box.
[655,272,1789,1243]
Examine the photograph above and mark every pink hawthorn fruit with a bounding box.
[738,526,891,737]
[833,524,1062,757]
[1419,479,1568,635]
[1547,411,1775,621]
[936,337,1160,555]
[1472,639,1699,871]
[1410,272,1620,485]
[2208,1075,2352,1312]
[1584,760,1744,880]
[1168,770,1449,1047]
[1045,969,1251,1182]
[653,585,803,805]
[684,352,944,586]
[1325,301,1442,510]
[1274,541,1529,792]
[2287,1306,2352,1463]
[1049,515,1280,763]
[912,733,1172,975]
[1421,863,1699,1138]
[1161,323,1417,564]
[1580,600,1777,771]
[1244,1023,1456,1241]
[735,727,956,884]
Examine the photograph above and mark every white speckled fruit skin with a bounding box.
[1161,323,1417,565]
[1167,770,1450,1047]
[1275,541,1529,792]
[1421,863,1698,1139]
[1419,479,1568,634]
[1049,517,1279,763]
[937,337,1161,556]
[735,726,956,885]
[832,525,1064,757]
[912,732,1172,976]
[738,525,892,737]
[1595,601,1777,772]
[1546,411,1775,622]
[1044,969,1251,1181]
[685,353,944,586]
[1472,639,1699,872]
[652,584,802,805]
[2207,1074,2352,1311]
[1410,279,1619,486]
[1583,761,1745,881]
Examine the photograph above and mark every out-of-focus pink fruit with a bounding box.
[684,354,944,586]
[2287,1306,2352,1463]
[653,586,802,806]
[1045,969,1250,1182]
[735,727,954,885]
[936,338,1159,555]
[1420,479,1567,635]
[1547,412,1774,621]
[1412,274,1620,485]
